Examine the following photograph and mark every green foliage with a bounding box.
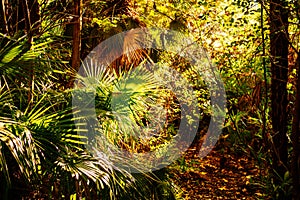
[2,0,300,198]
[0,31,145,200]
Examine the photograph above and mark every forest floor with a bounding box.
[169,145,268,199]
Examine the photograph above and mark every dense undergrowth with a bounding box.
[1,0,300,199]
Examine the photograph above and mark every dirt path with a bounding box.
[169,148,267,199]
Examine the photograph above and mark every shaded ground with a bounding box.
[169,147,267,199]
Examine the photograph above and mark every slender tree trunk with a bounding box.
[19,0,40,105]
[0,0,30,35]
[71,0,82,72]
[0,0,9,34]
[291,54,300,200]
[269,0,289,198]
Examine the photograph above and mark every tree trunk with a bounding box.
[0,0,40,35]
[269,0,289,198]
[71,0,82,72]
[23,0,40,37]
[19,0,40,105]
[291,54,300,200]
[0,0,9,34]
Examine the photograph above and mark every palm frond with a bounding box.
[0,124,41,183]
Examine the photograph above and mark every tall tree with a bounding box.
[269,0,289,197]
[71,0,82,71]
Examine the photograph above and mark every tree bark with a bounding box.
[269,0,289,198]
[291,54,300,200]
[71,0,82,72]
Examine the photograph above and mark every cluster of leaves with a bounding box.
[0,34,136,199]
[133,0,286,198]
[4,0,300,199]
[0,3,179,199]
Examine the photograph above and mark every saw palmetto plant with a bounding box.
[0,34,134,198]
[0,25,179,199]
